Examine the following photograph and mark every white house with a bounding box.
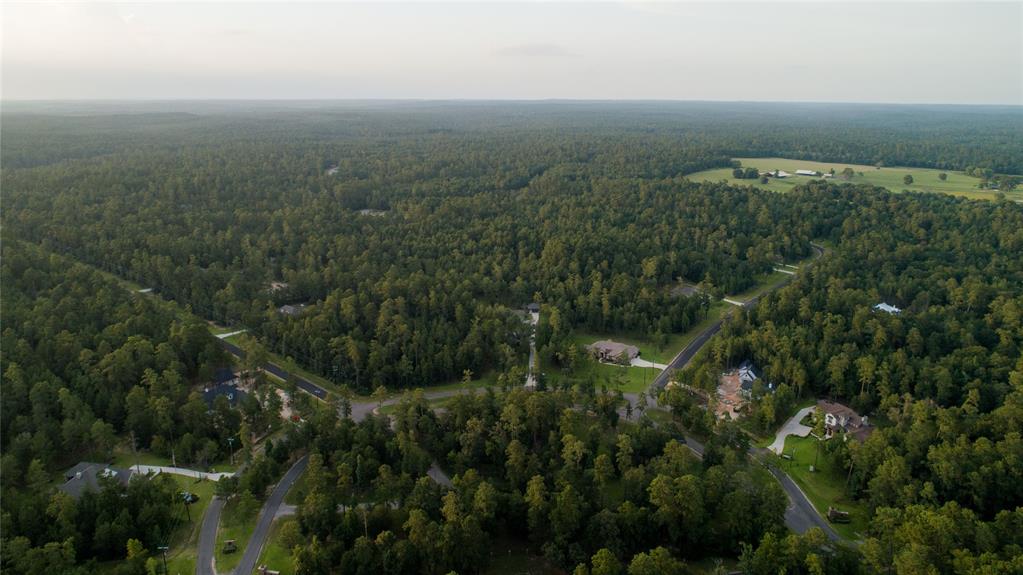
[795,169,819,177]
[873,302,902,314]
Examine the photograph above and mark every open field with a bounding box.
[773,435,869,540]
[688,157,1022,201]
[549,359,659,394]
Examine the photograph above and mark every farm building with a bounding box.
[795,169,819,176]
[586,340,640,364]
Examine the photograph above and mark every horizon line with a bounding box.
[4,97,1021,108]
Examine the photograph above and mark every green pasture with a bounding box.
[688,157,1021,201]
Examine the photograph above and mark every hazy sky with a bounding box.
[4,1,1021,104]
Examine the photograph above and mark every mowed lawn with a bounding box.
[256,517,298,575]
[215,496,260,573]
[688,157,1022,201]
[559,301,729,394]
[569,301,729,365]
[775,435,869,540]
[725,269,791,303]
[156,475,218,575]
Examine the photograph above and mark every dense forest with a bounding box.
[3,103,1023,573]
[271,389,857,574]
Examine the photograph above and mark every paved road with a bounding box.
[636,242,841,540]
[219,341,328,401]
[196,497,225,575]
[650,243,824,394]
[762,456,842,541]
[665,429,840,541]
[233,456,309,575]
[650,319,724,391]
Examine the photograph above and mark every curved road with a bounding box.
[628,243,842,540]
[233,456,308,575]
[196,456,308,575]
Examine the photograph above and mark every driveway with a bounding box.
[630,357,667,370]
[196,497,225,575]
[427,462,452,488]
[768,406,814,454]
[131,464,233,482]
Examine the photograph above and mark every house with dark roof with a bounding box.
[277,304,307,317]
[737,360,758,395]
[214,367,237,385]
[204,382,248,410]
[59,462,135,499]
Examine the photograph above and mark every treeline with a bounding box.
[674,183,1023,573]
[4,102,1021,172]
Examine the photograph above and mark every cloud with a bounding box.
[493,43,579,59]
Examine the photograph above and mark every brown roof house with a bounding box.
[586,340,640,365]
[817,400,874,442]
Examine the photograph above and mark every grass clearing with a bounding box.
[687,157,1022,201]
[546,358,658,394]
[559,301,729,394]
[403,371,500,395]
[256,518,297,575]
[215,495,260,573]
[112,444,237,474]
[156,475,218,575]
[726,269,791,303]
[773,435,869,540]
[568,302,728,366]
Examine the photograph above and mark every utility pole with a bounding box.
[130,430,141,471]
[182,493,192,521]
[227,437,235,466]
[158,545,169,574]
